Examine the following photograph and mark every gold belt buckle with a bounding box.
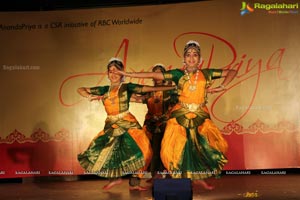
[108,110,129,120]
[181,102,204,112]
[188,103,199,112]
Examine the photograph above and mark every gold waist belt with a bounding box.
[179,101,205,112]
[107,110,129,120]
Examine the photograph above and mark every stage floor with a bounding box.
[0,174,299,200]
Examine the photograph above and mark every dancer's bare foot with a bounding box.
[193,180,214,190]
[146,173,163,183]
[102,178,122,190]
[129,185,148,191]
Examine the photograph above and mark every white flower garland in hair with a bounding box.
[108,57,123,63]
[153,63,165,68]
[186,40,200,47]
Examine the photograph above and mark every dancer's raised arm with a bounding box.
[77,87,102,101]
[206,69,237,94]
[141,85,176,93]
[114,70,164,80]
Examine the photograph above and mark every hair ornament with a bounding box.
[184,40,201,56]
[153,63,165,68]
[186,40,200,47]
[108,57,123,63]
[152,63,166,73]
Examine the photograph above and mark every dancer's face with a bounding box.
[108,65,123,84]
[153,68,164,85]
[184,48,200,68]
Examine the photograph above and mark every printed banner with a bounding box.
[0,0,299,178]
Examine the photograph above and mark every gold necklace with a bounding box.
[107,83,123,104]
[184,68,199,91]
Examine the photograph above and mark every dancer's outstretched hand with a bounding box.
[206,85,226,94]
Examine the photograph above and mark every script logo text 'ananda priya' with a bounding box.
[240,1,299,15]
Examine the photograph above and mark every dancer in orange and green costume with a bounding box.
[132,64,178,182]
[114,41,237,189]
[77,58,175,191]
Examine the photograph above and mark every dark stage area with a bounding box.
[0,0,205,11]
[1,170,300,200]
